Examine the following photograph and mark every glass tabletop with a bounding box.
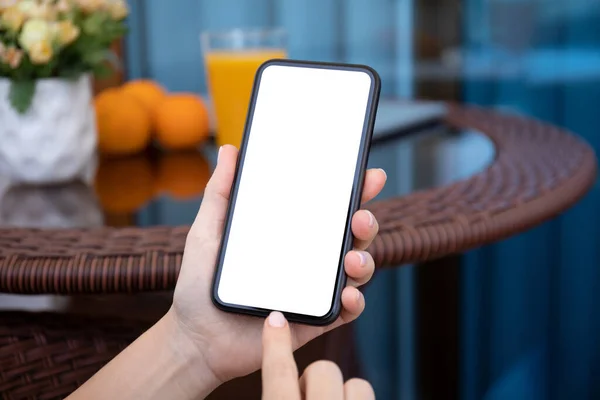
[0,123,495,230]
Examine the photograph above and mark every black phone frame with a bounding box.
[211,59,381,326]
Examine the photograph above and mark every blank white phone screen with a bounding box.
[217,64,373,317]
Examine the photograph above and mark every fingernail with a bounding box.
[366,210,375,228]
[356,289,363,303]
[378,168,387,181]
[218,146,223,162]
[357,251,367,267]
[268,311,286,328]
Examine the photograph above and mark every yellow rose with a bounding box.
[76,0,103,14]
[0,0,17,11]
[17,0,37,13]
[52,20,79,46]
[107,0,128,20]
[1,6,25,31]
[28,40,52,64]
[18,0,56,20]
[3,45,24,68]
[56,0,71,14]
[19,19,52,51]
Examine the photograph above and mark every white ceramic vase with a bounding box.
[0,75,97,184]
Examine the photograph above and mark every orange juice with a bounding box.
[205,50,287,147]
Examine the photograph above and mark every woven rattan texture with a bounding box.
[0,105,596,294]
[369,105,597,265]
[0,312,146,400]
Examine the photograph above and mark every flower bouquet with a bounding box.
[0,0,128,184]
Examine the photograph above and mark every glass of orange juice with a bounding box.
[201,28,287,148]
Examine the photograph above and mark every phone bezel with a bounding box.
[210,59,381,326]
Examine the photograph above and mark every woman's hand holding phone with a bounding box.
[68,145,385,400]
[171,145,386,385]
[262,311,375,400]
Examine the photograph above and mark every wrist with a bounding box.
[157,309,223,398]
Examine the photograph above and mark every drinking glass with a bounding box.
[201,28,287,148]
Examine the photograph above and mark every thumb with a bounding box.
[192,145,238,240]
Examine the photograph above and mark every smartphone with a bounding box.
[211,59,381,326]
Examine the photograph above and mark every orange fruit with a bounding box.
[95,155,155,214]
[155,151,211,199]
[95,89,152,156]
[154,94,210,151]
[121,79,166,116]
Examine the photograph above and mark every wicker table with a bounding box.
[0,104,596,399]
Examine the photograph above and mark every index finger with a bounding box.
[262,312,301,400]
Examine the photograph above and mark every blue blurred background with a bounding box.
[125,1,600,398]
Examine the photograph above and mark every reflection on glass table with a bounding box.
[134,125,494,228]
[0,182,103,229]
[0,124,495,231]
[370,124,494,199]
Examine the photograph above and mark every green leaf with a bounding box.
[92,63,112,78]
[9,80,35,114]
[82,12,108,36]
[37,59,57,78]
[59,68,83,80]
[83,49,110,66]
